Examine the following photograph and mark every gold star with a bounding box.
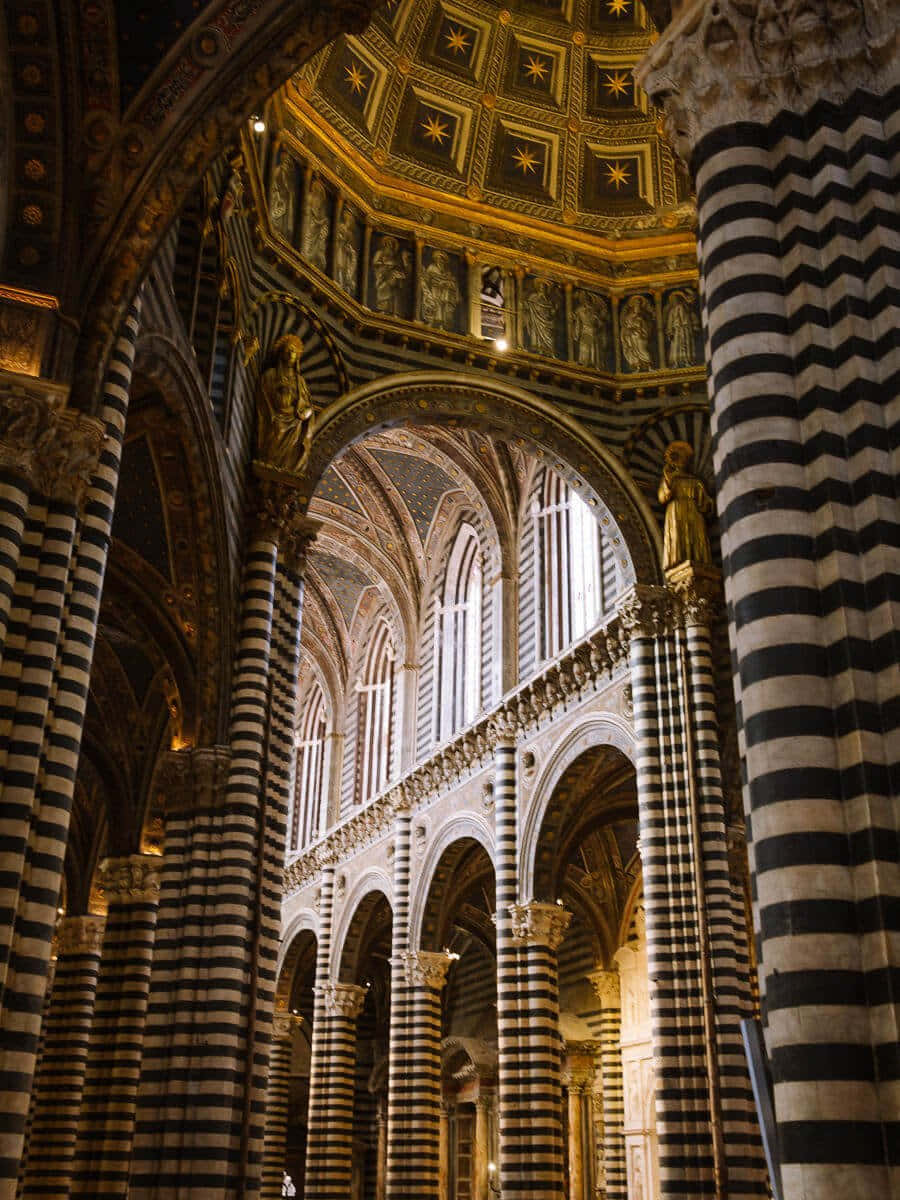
[512,144,540,175]
[606,160,631,189]
[421,112,450,145]
[607,0,629,14]
[445,25,470,55]
[524,54,549,83]
[603,70,630,98]
[344,62,368,95]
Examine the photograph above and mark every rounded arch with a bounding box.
[409,814,496,951]
[306,372,663,587]
[276,910,319,1008]
[329,868,393,980]
[520,713,636,899]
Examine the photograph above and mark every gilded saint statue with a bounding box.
[256,335,314,476]
[658,441,713,569]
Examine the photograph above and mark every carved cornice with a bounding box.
[273,1012,304,1040]
[617,585,678,640]
[319,981,368,1020]
[587,966,621,1008]
[155,745,232,814]
[57,914,105,955]
[251,474,321,572]
[636,0,900,161]
[509,901,572,951]
[400,950,455,991]
[96,855,161,905]
[0,372,105,507]
[664,561,723,628]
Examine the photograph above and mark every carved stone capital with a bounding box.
[0,373,105,507]
[96,855,161,905]
[587,966,621,1008]
[487,711,518,748]
[401,950,455,991]
[250,473,320,572]
[57,914,105,955]
[319,981,368,1020]
[273,1012,304,1040]
[155,745,232,814]
[636,0,900,162]
[509,901,571,950]
[616,585,678,640]
[665,561,723,628]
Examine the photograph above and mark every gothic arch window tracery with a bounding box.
[433,522,483,742]
[291,680,330,853]
[356,618,397,805]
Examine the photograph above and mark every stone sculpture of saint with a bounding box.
[256,334,314,476]
[420,250,460,331]
[523,279,557,356]
[335,209,358,294]
[304,179,329,271]
[572,290,609,368]
[658,440,713,569]
[620,295,654,372]
[664,290,700,368]
[372,235,411,317]
[269,155,295,241]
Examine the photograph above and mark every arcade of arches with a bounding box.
[0,4,898,1200]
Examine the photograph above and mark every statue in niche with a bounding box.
[523,278,557,356]
[372,235,411,316]
[334,208,359,293]
[572,290,609,368]
[658,440,713,569]
[420,250,460,331]
[620,295,654,372]
[664,289,700,368]
[304,179,329,271]
[256,334,314,475]
[269,155,295,240]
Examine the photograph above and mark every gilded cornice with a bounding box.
[636,0,900,161]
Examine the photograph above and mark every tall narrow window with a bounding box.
[434,525,482,740]
[291,682,328,853]
[356,621,395,805]
[536,472,603,661]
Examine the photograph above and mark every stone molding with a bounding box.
[617,584,679,639]
[57,914,106,955]
[251,474,321,572]
[636,0,900,161]
[273,1012,304,1040]
[664,561,723,628]
[400,950,455,991]
[96,855,162,905]
[0,371,105,507]
[588,966,621,1008]
[509,901,572,950]
[319,981,368,1020]
[155,745,232,814]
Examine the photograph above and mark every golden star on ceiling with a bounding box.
[524,54,550,83]
[344,62,368,95]
[606,160,631,189]
[421,112,450,145]
[603,70,630,98]
[512,144,540,175]
[445,25,471,55]
[607,0,629,14]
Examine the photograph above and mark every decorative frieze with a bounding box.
[96,856,162,906]
[319,982,368,1020]
[635,0,900,160]
[155,745,232,814]
[400,950,455,991]
[56,915,106,956]
[509,901,571,950]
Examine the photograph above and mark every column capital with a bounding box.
[272,1012,304,1040]
[635,0,900,161]
[319,981,368,1020]
[56,914,105,955]
[616,584,678,640]
[155,745,232,814]
[587,966,620,1008]
[487,711,518,748]
[665,562,723,628]
[509,900,571,950]
[399,949,455,990]
[96,854,162,905]
[250,474,320,572]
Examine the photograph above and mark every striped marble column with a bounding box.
[302,861,335,1199]
[0,305,139,1199]
[15,962,54,1193]
[639,7,900,1197]
[261,1013,302,1200]
[588,969,626,1200]
[385,791,412,1200]
[506,901,571,1200]
[70,855,161,1197]
[304,983,367,1200]
[391,951,454,1199]
[18,915,105,1199]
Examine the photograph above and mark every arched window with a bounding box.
[291,682,328,853]
[535,472,605,660]
[356,621,396,805]
[434,525,482,740]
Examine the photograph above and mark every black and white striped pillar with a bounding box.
[385,791,412,1200]
[588,969,626,1200]
[638,8,900,1197]
[261,1013,302,1200]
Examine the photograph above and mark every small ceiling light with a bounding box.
[494,337,509,353]
[252,115,266,134]
[57,906,64,915]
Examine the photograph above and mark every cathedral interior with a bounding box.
[0,2,897,1199]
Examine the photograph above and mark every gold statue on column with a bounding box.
[255,334,314,477]
[658,440,713,569]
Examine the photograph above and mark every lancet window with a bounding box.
[356,620,396,805]
[433,524,483,741]
[290,681,329,853]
